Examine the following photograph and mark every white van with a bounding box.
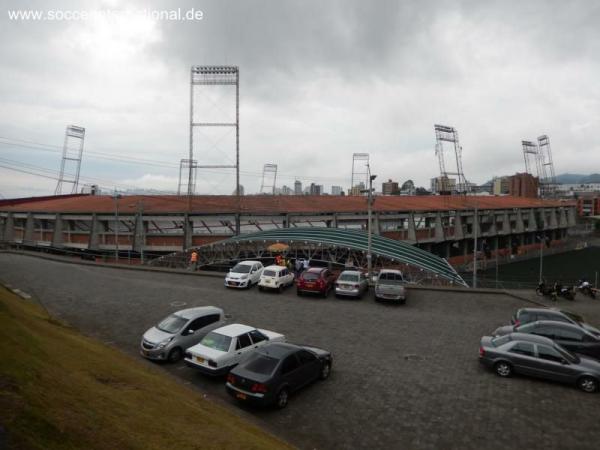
[258,265,295,292]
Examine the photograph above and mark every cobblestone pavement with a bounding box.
[2,253,600,450]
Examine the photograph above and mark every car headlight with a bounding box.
[156,337,174,349]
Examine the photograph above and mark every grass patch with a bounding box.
[0,286,291,450]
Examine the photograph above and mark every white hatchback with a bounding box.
[258,265,295,292]
[184,323,285,376]
[224,261,264,289]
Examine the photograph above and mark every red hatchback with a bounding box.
[296,268,337,297]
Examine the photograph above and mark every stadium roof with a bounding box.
[0,194,572,215]
[214,227,467,286]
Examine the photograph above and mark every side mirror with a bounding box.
[185,329,194,336]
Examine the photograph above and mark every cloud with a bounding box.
[1,0,599,197]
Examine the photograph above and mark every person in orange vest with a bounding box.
[275,254,282,266]
[189,250,198,271]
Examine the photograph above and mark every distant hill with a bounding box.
[554,173,600,184]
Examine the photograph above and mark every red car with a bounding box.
[296,268,337,297]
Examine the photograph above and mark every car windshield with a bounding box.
[560,310,584,323]
[339,273,359,282]
[263,269,277,277]
[200,332,232,352]
[303,272,319,281]
[242,353,280,375]
[157,314,188,334]
[583,324,600,337]
[231,264,252,274]
[517,323,536,333]
[378,272,404,284]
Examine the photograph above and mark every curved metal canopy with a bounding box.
[220,227,466,286]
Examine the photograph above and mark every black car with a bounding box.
[494,321,600,360]
[511,307,585,327]
[479,332,600,393]
[226,342,332,408]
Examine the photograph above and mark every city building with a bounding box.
[400,180,416,196]
[331,186,343,196]
[294,180,302,195]
[492,177,510,195]
[430,176,456,194]
[576,194,600,217]
[309,183,322,195]
[349,182,365,196]
[382,179,400,195]
[508,173,538,198]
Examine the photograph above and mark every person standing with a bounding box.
[189,250,198,271]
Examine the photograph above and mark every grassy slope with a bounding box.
[0,287,291,450]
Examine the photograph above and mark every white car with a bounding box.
[184,324,285,375]
[374,269,407,303]
[258,265,295,292]
[224,261,264,288]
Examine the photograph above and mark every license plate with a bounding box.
[196,356,205,363]
[306,283,315,288]
[266,280,271,284]
[236,392,247,400]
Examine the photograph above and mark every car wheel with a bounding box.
[296,289,302,296]
[319,362,331,380]
[578,376,599,393]
[278,285,283,293]
[168,347,183,363]
[258,286,263,292]
[275,387,289,409]
[494,361,512,377]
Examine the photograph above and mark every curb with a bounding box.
[0,249,224,279]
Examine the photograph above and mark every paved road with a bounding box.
[2,253,600,450]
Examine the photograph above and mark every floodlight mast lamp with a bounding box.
[55,125,85,195]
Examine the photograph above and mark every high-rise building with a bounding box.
[508,173,538,198]
[492,177,510,195]
[349,182,366,196]
[294,180,302,195]
[382,179,400,195]
[309,183,322,195]
[430,176,456,194]
[331,185,343,195]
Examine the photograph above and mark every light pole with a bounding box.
[361,167,377,283]
[113,191,121,263]
[472,201,478,288]
[538,232,544,284]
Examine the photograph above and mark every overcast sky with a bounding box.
[0,0,599,198]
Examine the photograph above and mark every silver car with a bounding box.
[141,306,225,362]
[335,270,369,298]
[374,269,406,303]
[479,332,600,393]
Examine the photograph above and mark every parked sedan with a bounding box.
[479,332,600,393]
[226,342,332,408]
[296,267,336,297]
[224,261,264,289]
[335,270,369,298]
[140,306,225,362]
[374,269,406,303]
[258,265,295,292]
[511,307,584,327]
[184,324,285,376]
[493,321,600,360]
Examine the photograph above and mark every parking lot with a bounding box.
[2,253,600,450]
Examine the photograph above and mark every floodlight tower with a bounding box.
[188,66,239,196]
[55,125,85,195]
[522,140,541,177]
[260,163,278,194]
[178,159,197,195]
[537,135,557,198]
[351,153,370,194]
[434,124,469,194]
